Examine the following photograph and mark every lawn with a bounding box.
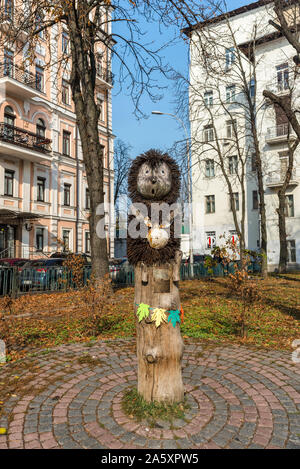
[0,275,299,362]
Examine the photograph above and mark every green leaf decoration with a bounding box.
[151,308,167,328]
[136,303,150,322]
[168,309,181,328]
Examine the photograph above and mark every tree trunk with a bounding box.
[134,252,184,403]
[277,191,288,273]
[68,12,109,282]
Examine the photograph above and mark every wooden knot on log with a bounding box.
[146,354,157,364]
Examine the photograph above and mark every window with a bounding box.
[205,195,215,214]
[228,155,238,174]
[62,131,71,155]
[4,48,13,77]
[37,177,45,202]
[62,230,70,251]
[225,47,235,68]
[63,183,71,206]
[285,195,294,217]
[62,31,69,53]
[35,66,44,91]
[96,53,103,76]
[204,124,214,142]
[36,118,46,138]
[4,0,13,20]
[249,78,255,98]
[206,231,216,249]
[35,12,45,38]
[251,153,256,172]
[97,95,104,121]
[287,240,296,263]
[276,63,289,92]
[230,192,239,211]
[4,105,15,139]
[85,188,90,209]
[204,91,213,107]
[62,79,69,105]
[280,155,288,180]
[4,105,15,125]
[252,190,258,210]
[36,227,44,251]
[85,231,90,253]
[205,159,215,178]
[226,85,236,103]
[4,169,14,196]
[229,230,239,245]
[226,120,237,139]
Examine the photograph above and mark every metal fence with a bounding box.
[0,261,261,298]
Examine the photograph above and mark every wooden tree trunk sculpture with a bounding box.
[127,149,184,403]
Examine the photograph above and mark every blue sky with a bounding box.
[112,0,251,159]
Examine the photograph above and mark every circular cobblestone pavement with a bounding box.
[0,339,300,449]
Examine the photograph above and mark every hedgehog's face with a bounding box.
[137,162,172,199]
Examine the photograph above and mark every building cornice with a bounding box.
[181,0,300,37]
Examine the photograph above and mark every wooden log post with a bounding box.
[134,251,184,403]
[127,149,184,403]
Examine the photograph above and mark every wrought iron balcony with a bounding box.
[96,66,114,86]
[0,63,42,93]
[265,124,296,143]
[0,123,51,154]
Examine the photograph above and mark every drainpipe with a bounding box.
[75,123,79,253]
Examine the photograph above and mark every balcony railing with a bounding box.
[266,71,294,94]
[266,123,295,141]
[96,66,114,86]
[0,63,40,91]
[0,123,52,153]
[266,168,298,187]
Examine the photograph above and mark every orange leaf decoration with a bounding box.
[180,305,184,323]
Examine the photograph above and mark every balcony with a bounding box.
[0,123,52,162]
[265,124,296,145]
[0,63,43,99]
[96,66,114,88]
[266,168,298,188]
[265,75,294,95]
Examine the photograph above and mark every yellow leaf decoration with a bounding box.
[0,428,7,435]
[136,303,150,322]
[151,308,167,328]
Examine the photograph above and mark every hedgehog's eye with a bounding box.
[145,169,149,174]
[161,169,165,175]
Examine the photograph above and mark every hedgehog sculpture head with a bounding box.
[127,149,181,266]
[128,149,180,205]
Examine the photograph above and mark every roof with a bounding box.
[238,22,300,61]
[182,0,274,36]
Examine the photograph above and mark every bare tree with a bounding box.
[182,11,269,272]
[1,0,179,281]
[114,139,132,206]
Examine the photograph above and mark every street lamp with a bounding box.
[151,110,194,268]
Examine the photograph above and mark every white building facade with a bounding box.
[186,0,300,271]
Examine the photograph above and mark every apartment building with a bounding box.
[185,0,300,271]
[0,2,114,259]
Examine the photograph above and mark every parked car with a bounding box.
[184,254,213,264]
[50,252,91,264]
[20,258,65,291]
[109,258,128,279]
[0,258,28,267]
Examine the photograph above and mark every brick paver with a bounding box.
[0,339,300,449]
